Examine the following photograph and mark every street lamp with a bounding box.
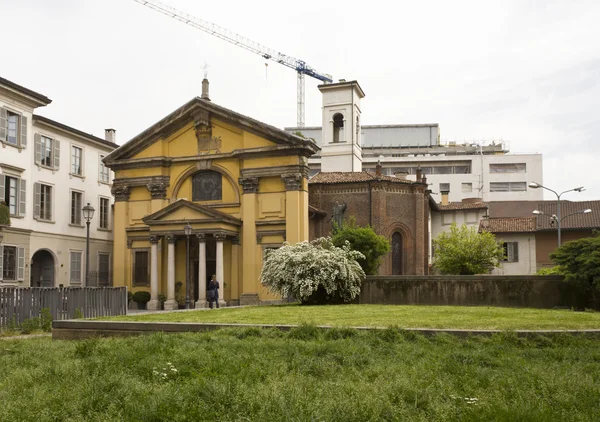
[184,222,192,309]
[82,202,95,286]
[529,182,587,247]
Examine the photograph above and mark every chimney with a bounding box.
[421,175,427,185]
[416,167,422,181]
[105,128,116,143]
[201,78,210,101]
[441,191,449,206]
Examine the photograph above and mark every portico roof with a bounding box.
[143,199,242,227]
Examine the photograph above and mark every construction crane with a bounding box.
[133,0,333,127]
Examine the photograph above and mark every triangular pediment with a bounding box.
[143,199,241,226]
[104,97,318,163]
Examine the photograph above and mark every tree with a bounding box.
[331,218,390,275]
[260,237,366,305]
[550,234,600,308]
[433,223,504,275]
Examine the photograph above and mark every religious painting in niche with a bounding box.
[392,232,403,275]
[192,171,222,201]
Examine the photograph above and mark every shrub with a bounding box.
[40,308,52,332]
[260,237,365,305]
[20,317,41,334]
[132,291,151,304]
[331,218,390,275]
[536,266,562,275]
[433,223,505,275]
[0,201,10,226]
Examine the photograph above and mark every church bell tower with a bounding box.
[318,80,365,172]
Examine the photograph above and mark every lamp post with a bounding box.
[529,182,586,247]
[82,202,95,286]
[184,222,192,309]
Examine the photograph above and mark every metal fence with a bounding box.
[0,287,127,328]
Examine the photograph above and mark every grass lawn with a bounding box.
[105,304,600,330]
[1,328,599,421]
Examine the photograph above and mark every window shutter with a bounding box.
[98,155,102,182]
[34,133,42,164]
[0,245,3,281]
[0,107,7,142]
[19,179,26,217]
[20,115,28,148]
[17,247,25,281]
[0,175,4,202]
[54,139,60,170]
[34,182,41,219]
[513,242,519,262]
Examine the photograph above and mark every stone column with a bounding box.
[215,232,227,307]
[195,233,208,308]
[164,236,178,310]
[147,235,160,311]
[239,177,259,305]
[282,173,303,244]
[230,235,240,304]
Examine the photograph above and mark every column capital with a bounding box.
[196,233,207,243]
[231,235,240,245]
[214,232,227,242]
[149,235,160,244]
[238,177,259,194]
[126,239,133,249]
[166,235,177,244]
[112,185,130,202]
[281,173,303,191]
[146,182,168,199]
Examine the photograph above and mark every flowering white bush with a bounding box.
[260,237,366,304]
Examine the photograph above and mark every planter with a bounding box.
[136,302,148,310]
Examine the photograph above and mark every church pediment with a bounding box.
[103,96,319,165]
[142,199,241,226]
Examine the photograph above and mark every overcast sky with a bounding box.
[2,0,599,200]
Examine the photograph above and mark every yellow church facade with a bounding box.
[104,83,318,309]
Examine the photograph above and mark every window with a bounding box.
[98,253,110,286]
[0,108,27,147]
[332,113,344,143]
[439,183,450,193]
[489,163,526,173]
[71,146,83,175]
[34,183,53,221]
[0,245,25,282]
[133,250,150,286]
[99,197,110,229]
[192,171,222,201]
[99,155,110,183]
[1,175,26,217]
[71,191,82,225]
[489,182,527,192]
[70,251,82,284]
[502,242,519,262]
[35,134,60,169]
[432,166,453,175]
[462,183,473,193]
[442,212,454,225]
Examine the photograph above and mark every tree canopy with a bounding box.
[260,237,365,305]
[331,218,390,275]
[433,223,504,275]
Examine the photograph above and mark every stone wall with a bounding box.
[360,275,578,309]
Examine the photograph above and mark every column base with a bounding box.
[218,299,227,307]
[195,300,209,308]
[164,299,178,311]
[147,299,160,311]
[240,293,259,306]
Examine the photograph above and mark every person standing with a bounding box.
[208,274,220,309]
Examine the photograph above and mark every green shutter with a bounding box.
[17,247,25,281]
[513,242,519,262]
[34,182,41,219]
[0,245,3,281]
[19,179,26,217]
[0,107,6,142]
[0,175,5,203]
[54,139,60,170]
[34,133,41,164]
[20,115,27,148]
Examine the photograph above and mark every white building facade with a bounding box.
[0,77,116,287]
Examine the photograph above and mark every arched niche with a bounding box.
[171,164,241,205]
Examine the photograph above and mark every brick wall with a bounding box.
[535,230,594,268]
[308,181,430,275]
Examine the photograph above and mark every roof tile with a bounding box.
[309,171,415,184]
[480,217,537,233]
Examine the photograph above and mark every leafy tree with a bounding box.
[0,201,10,226]
[433,223,504,275]
[331,218,390,275]
[260,237,366,305]
[550,234,600,308]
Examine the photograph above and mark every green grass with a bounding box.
[1,328,599,421]
[105,304,600,330]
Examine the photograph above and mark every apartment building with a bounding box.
[0,77,116,287]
